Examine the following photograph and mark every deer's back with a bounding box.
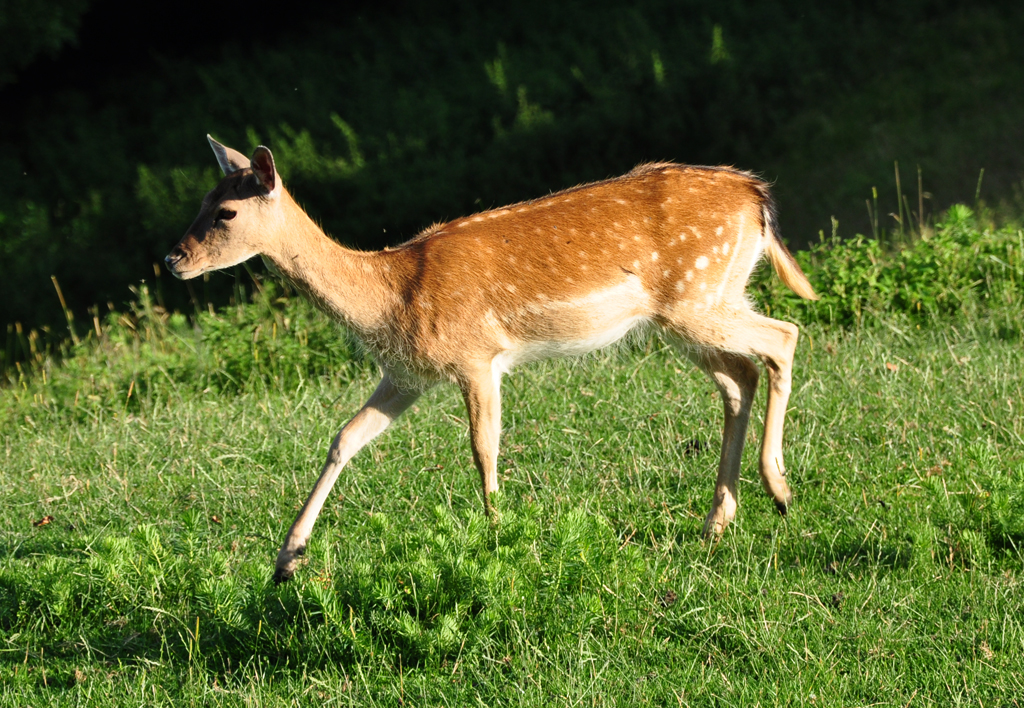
[379,164,770,375]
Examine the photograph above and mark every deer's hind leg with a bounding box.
[668,304,800,530]
[673,344,761,535]
[744,314,800,515]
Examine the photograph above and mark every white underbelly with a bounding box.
[491,276,651,373]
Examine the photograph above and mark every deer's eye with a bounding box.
[215,208,237,222]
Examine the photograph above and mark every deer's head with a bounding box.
[164,136,281,280]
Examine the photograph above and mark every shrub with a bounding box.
[754,205,1024,335]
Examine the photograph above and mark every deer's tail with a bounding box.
[760,197,819,301]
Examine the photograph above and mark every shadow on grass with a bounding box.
[0,530,98,561]
[785,533,915,573]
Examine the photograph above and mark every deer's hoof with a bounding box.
[773,490,793,517]
[703,495,736,538]
[273,545,305,585]
[702,514,728,539]
[273,566,294,585]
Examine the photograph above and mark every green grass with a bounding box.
[3,287,1024,704]
[3,206,1024,704]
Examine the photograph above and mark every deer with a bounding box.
[165,136,819,584]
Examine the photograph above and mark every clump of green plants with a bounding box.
[754,204,1024,334]
[908,444,1024,567]
[0,276,368,427]
[0,498,653,672]
[278,501,650,667]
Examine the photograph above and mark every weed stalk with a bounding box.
[51,275,80,347]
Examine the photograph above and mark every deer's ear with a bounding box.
[250,146,278,195]
[208,135,249,175]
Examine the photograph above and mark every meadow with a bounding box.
[2,206,1024,705]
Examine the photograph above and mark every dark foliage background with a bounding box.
[2,0,1023,336]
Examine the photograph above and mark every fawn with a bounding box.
[165,136,818,583]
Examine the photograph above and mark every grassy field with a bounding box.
[3,205,1024,705]
[3,295,1024,705]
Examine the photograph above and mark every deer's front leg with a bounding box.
[459,366,503,517]
[274,375,423,584]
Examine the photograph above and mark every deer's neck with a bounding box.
[262,196,400,337]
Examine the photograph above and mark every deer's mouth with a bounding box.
[164,247,202,280]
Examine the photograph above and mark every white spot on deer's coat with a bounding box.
[722,241,730,255]
[715,226,723,236]
[633,260,640,270]
[685,270,694,281]
[695,255,709,270]
[676,280,685,292]
[651,252,659,261]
